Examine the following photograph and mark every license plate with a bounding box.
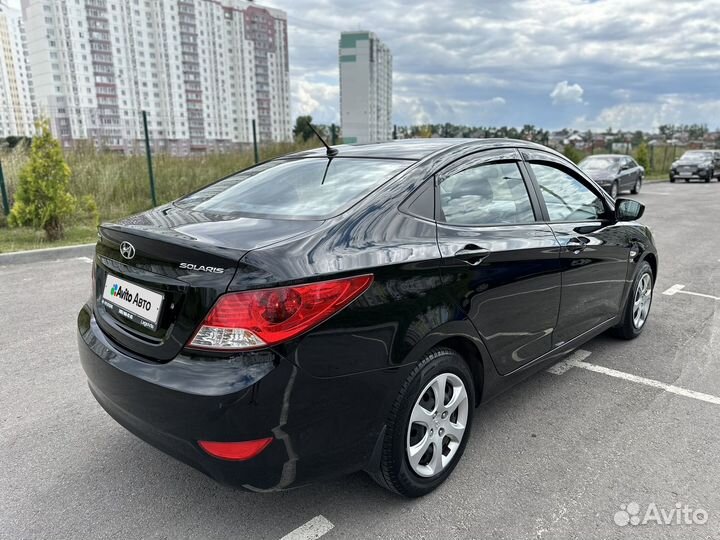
[102,274,164,330]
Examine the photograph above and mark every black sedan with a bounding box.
[669,150,720,183]
[578,154,644,198]
[77,139,658,497]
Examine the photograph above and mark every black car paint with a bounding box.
[77,138,657,491]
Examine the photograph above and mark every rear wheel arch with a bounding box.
[425,336,485,406]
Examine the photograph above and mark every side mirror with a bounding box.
[616,198,645,221]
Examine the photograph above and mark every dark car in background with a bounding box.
[77,138,657,497]
[578,154,644,198]
[669,150,720,183]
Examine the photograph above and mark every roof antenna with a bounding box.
[307,121,338,157]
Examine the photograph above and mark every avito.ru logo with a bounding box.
[108,283,153,312]
[614,501,708,527]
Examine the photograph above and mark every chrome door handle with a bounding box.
[454,245,490,266]
[566,237,588,253]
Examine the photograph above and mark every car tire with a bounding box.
[670,176,675,183]
[631,178,641,194]
[705,169,713,182]
[372,347,475,497]
[610,181,619,198]
[612,261,653,340]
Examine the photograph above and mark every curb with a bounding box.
[0,242,95,265]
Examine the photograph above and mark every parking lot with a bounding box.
[2,180,720,539]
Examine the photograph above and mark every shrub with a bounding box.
[562,144,584,164]
[634,142,650,171]
[8,120,76,240]
[76,194,100,227]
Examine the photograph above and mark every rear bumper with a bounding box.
[77,305,396,490]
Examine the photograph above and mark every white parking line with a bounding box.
[280,515,334,540]
[662,284,720,301]
[548,349,720,407]
[75,256,93,264]
[546,349,591,375]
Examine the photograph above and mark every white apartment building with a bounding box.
[0,0,34,137]
[22,0,291,153]
[339,31,392,144]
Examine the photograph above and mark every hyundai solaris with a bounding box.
[77,139,657,497]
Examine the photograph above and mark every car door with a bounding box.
[619,157,634,191]
[522,149,631,347]
[625,157,637,190]
[434,148,562,375]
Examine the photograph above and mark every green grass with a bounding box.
[0,224,98,253]
[0,140,319,252]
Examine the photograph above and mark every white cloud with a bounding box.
[550,81,584,105]
[263,0,720,128]
[574,95,720,131]
[393,95,506,125]
[291,79,339,124]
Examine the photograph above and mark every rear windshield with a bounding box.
[175,157,411,219]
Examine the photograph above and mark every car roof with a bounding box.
[284,138,557,161]
[584,154,626,159]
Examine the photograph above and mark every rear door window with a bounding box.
[175,158,412,219]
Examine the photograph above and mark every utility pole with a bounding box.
[142,111,157,207]
[0,159,9,215]
[252,119,259,163]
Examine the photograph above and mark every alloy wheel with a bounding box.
[406,372,469,478]
[632,272,652,329]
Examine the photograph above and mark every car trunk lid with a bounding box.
[93,205,322,361]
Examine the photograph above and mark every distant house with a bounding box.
[612,142,632,153]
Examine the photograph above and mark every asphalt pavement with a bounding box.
[2,180,720,539]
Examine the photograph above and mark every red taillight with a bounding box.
[188,274,373,350]
[198,438,273,461]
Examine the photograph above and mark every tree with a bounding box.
[634,142,650,171]
[292,115,314,142]
[562,144,584,164]
[417,125,433,138]
[631,130,644,146]
[8,120,76,240]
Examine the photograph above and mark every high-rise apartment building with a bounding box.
[339,31,392,144]
[0,0,35,137]
[21,0,291,153]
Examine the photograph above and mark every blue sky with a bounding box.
[11,0,720,131]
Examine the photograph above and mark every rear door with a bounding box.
[521,149,631,346]
[435,148,562,375]
[622,157,639,190]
